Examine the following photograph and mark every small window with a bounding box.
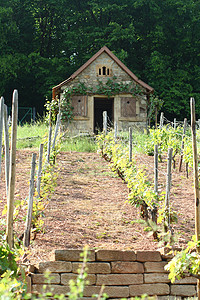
[103,66,106,75]
[97,65,111,77]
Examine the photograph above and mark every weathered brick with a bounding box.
[32,284,70,295]
[72,262,111,274]
[61,273,96,285]
[96,250,136,261]
[83,286,129,298]
[144,273,170,283]
[111,262,144,273]
[129,283,169,296]
[96,274,143,285]
[144,262,168,273]
[136,251,162,262]
[54,250,95,262]
[32,273,60,284]
[38,261,72,273]
[173,276,197,284]
[171,285,197,297]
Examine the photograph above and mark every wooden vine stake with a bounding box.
[165,148,173,234]
[160,112,164,129]
[47,108,52,164]
[190,97,200,297]
[174,118,177,130]
[24,153,36,247]
[36,143,43,198]
[103,111,107,135]
[52,108,61,164]
[6,90,18,248]
[129,127,133,163]
[154,144,158,194]
[52,112,61,150]
[4,104,10,196]
[178,118,187,172]
[0,97,4,180]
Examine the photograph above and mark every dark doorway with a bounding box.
[94,97,114,134]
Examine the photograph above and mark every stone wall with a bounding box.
[60,52,139,91]
[30,249,197,299]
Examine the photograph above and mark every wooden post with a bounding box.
[0,97,4,180]
[103,111,107,135]
[114,121,118,143]
[47,109,52,164]
[3,104,10,197]
[129,127,132,163]
[36,144,43,198]
[24,153,37,247]
[190,97,200,298]
[178,118,187,172]
[160,112,164,129]
[174,118,177,130]
[154,145,158,194]
[52,112,61,150]
[165,148,173,231]
[6,90,18,248]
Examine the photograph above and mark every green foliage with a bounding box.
[0,271,25,300]
[44,98,60,124]
[165,235,200,283]
[144,126,182,155]
[0,240,18,277]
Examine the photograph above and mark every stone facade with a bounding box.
[30,249,197,299]
[53,47,153,134]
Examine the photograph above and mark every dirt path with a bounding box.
[0,150,195,265]
[29,151,158,264]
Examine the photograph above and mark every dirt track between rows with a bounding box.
[0,150,195,264]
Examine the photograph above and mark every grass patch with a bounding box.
[17,121,48,149]
[61,136,97,152]
[17,122,98,152]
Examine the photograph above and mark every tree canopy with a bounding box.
[0,0,200,119]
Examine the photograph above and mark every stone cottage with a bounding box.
[52,46,154,134]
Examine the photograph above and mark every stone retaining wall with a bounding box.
[30,249,197,299]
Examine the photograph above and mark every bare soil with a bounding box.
[0,149,195,264]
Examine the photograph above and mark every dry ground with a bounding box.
[0,149,195,264]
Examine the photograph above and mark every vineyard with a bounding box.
[1,93,200,298]
[97,118,197,246]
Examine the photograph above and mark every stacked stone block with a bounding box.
[30,250,197,299]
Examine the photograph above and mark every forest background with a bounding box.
[1,0,200,120]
